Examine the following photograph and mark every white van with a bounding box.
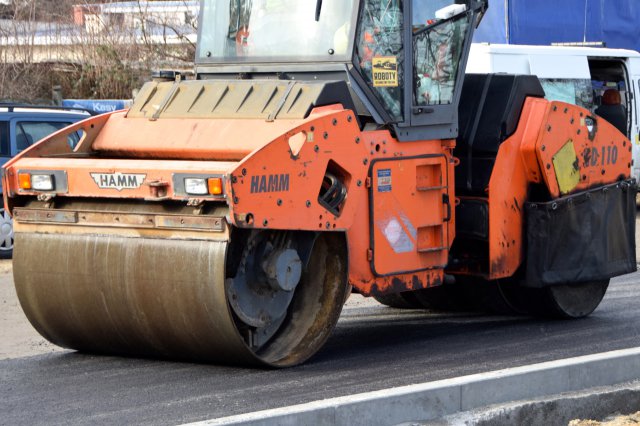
[466,43,640,182]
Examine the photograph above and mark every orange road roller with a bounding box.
[4,0,636,367]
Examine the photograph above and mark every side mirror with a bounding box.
[435,4,467,20]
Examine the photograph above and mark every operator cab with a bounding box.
[196,0,487,141]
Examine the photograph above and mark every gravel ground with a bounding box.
[570,412,640,426]
[0,259,64,360]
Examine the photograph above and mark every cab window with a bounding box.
[198,0,356,62]
[355,0,404,121]
[413,1,471,106]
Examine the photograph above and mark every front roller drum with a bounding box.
[13,231,349,367]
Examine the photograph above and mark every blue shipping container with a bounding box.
[473,0,640,52]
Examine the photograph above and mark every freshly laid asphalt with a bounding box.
[2,271,640,426]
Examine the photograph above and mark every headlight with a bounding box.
[16,170,67,193]
[18,173,55,191]
[177,175,224,197]
[31,174,55,191]
[184,178,208,195]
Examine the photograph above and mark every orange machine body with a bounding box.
[480,99,631,280]
[3,96,631,295]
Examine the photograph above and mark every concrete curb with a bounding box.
[181,347,640,426]
[439,381,640,426]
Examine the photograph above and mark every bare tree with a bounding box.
[0,0,198,103]
[0,8,56,102]
[134,0,197,64]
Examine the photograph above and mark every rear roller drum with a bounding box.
[374,276,478,312]
[485,279,609,318]
[526,280,610,319]
[373,292,422,309]
[412,277,478,312]
[453,277,529,315]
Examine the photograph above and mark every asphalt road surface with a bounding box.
[2,272,640,426]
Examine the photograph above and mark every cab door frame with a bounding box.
[397,0,486,142]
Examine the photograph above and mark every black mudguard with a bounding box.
[524,179,637,287]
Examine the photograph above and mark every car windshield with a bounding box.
[15,121,82,152]
[197,0,357,63]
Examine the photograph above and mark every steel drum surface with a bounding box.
[13,232,258,364]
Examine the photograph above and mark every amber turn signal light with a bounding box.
[208,177,223,195]
[18,173,31,190]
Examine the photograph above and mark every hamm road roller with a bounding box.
[4,0,637,367]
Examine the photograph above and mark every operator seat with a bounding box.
[455,73,545,195]
[595,89,627,136]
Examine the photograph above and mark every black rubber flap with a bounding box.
[524,180,637,287]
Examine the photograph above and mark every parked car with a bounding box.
[0,105,91,258]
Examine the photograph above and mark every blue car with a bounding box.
[0,105,90,258]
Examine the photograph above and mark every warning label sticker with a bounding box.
[377,169,392,192]
[372,57,398,87]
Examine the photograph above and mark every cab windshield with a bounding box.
[198,0,357,63]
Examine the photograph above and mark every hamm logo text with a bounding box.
[250,174,290,194]
[91,172,147,191]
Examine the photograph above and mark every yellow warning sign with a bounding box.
[372,57,398,87]
[553,140,581,195]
